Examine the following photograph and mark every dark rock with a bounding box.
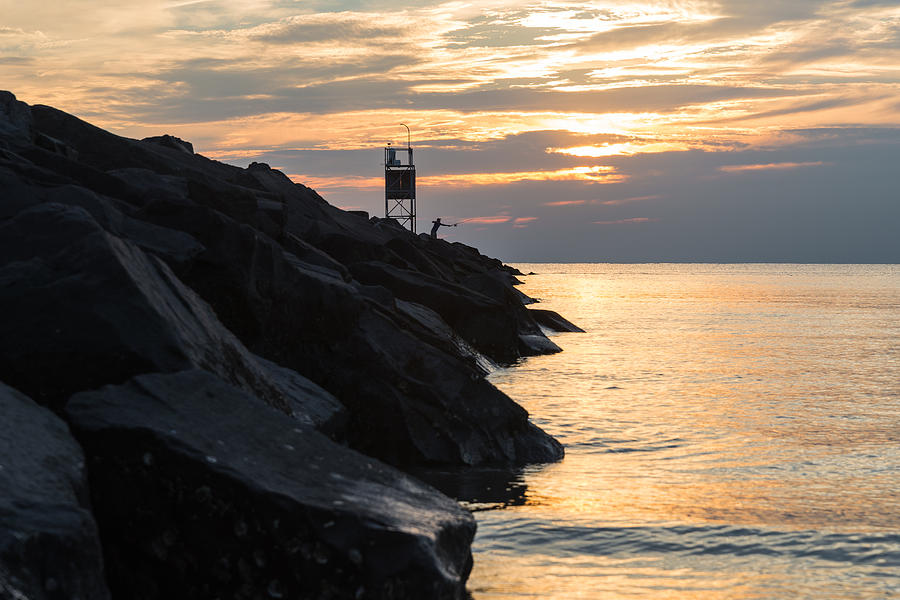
[349,260,525,364]
[0,203,287,413]
[344,307,563,466]
[34,131,79,160]
[134,200,562,466]
[0,164,41,218]
[393,299,497,374]
[0,382,110,600]
[529,308,585,333]
[40,183,205,266]
[66,370,475,600]
[281,230,352,281]
[0,90,33,146]
[31,104,174,174]
[458,270,562,356]
[253,354,347,436]
[106,167,190,203]
[141,134,194,155]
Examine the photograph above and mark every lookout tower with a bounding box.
[384,124,416,232]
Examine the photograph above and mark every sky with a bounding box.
[2,0,899,262]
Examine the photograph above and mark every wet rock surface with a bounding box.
[0,90,579,598]
[0,382,110,600]
[67,370,475,600]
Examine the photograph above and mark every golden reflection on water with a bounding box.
[470,264,900,600]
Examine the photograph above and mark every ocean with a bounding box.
[465,264,900,599]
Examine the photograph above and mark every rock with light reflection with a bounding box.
[66,370,475,600]
[0,382,111,600]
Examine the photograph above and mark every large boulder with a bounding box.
[66,369,476,600]
[349,260,528,364]
[0,202,284,414]
[0,382,110,600]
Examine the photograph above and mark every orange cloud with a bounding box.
[551,141,691,158]
[464,215,512,224]
[287,174,382,190]
[596,194,660,206]
[593,217,658,225]
[543,200,586,206]
[288,166,624,192]
[420,166,624,187]
[512,217,538,228]
[718,161,828,173]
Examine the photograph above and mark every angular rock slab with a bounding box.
[66,370,476,600]
[0,203,287,413]
[0,382,110,600]
[529,308,585,333]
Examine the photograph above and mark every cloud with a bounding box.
[247,13,409,44]
[463,215,512,224]
[592,217,658,225]
[596,194,660,206]
[543,199,586,206]
[551,141,691,157]
[417,166,624,187]
[718,161,829,173]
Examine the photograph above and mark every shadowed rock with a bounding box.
[0,382,110,600]
[131,198,563,466]
[142,134,194,155]
[66,370,476,600]
[0,91,33,146]
[0,203,284,414]
[529,308,586,333]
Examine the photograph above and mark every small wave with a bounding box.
[475,519,900,567]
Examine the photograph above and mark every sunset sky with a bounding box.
[3,0,898,261]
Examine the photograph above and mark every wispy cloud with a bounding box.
[596,195,660,206]
[543,200,586,207]
[593,217,658,225]
[463,215,512,224]
[718,161,829,173]
[513,216,538,228]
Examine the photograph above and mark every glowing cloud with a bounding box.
[718,162,829,173]
[551,142,691,158]
[462,215,512,224]
[513,216,538,228]
[543,200,587,207]
[419,166,624,187]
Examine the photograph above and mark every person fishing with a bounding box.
[430,217,458,239]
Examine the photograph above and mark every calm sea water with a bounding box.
[466,264,900,599]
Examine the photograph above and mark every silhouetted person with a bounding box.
[430,217,457,239]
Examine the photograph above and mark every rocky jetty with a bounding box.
[0,91,579,599]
